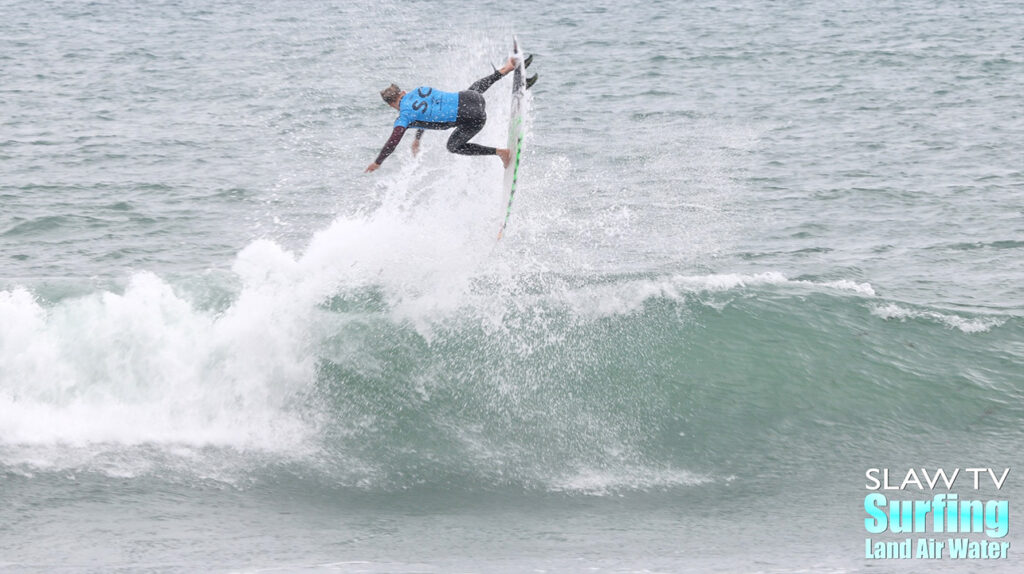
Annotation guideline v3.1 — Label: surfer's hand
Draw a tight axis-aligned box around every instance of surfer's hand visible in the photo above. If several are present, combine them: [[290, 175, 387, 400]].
[[365, 162, 380, 173], [411, 139, 420, 156]]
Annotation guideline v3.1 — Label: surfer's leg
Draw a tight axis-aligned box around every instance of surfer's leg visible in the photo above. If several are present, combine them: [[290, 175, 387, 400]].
[[467, 55, 526, 93], [446, 120, 493, 155], [448, 91, 496, 155], [467, 69, 503, 94]]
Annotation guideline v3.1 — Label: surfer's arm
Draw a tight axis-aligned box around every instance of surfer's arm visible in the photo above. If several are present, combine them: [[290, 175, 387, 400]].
[[368, 126, 407, 171], [411, 129, 424, 156]]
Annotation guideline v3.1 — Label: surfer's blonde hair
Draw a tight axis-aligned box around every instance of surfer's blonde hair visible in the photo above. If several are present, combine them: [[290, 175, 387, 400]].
[[380, 84, 402, 105]]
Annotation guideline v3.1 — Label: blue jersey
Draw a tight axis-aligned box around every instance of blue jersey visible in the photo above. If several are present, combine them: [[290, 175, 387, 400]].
[[394, 86, 460, 129]]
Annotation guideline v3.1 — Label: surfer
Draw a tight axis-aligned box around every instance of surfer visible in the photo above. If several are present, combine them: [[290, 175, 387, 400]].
[[365, 56, 529, 173]]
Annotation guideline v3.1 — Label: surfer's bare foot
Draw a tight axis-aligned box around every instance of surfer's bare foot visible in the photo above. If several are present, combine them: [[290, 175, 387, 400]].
[[499, 57, 516, 75], [496, 148, 511, 168]]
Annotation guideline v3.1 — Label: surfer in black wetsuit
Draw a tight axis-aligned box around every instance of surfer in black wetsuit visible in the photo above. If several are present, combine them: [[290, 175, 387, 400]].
[[365, 56, 528, 173]]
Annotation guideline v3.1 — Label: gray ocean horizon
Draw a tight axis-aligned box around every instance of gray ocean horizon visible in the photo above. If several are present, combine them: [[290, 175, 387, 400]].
[[2, 0, 1022, 572]]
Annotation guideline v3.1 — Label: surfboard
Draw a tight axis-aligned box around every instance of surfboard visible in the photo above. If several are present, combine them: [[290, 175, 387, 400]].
[[497, 38, 527, 240]]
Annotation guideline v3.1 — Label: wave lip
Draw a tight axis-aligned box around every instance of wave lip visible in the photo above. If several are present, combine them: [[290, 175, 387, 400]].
[[870, 302, 1006, 333], [557, 271, 876, 320]]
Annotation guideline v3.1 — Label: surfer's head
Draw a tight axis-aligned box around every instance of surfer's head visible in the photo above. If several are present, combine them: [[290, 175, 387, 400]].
[[380, 84, 403, 108]]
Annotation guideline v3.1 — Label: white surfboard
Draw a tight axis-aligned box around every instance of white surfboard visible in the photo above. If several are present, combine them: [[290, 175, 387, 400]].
[[497, 38, 527, 240]]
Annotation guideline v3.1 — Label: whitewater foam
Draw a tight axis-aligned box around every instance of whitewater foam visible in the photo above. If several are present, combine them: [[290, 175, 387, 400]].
[[0, 272, 317, 456], [549, 465, 714, 495]]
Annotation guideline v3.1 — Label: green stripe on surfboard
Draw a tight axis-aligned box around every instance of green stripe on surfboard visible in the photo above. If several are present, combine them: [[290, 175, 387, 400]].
[[498, 120, 523, 238]]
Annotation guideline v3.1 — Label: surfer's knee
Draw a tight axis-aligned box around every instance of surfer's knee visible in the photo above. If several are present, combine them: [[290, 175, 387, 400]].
[[446, 136, 462, 154]]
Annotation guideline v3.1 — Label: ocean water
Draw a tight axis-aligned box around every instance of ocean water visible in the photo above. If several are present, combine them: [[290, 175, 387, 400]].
[[2, 0, 1023, 572]]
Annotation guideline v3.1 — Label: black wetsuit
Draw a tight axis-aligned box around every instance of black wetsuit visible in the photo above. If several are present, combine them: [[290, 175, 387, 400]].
[[374, 69, 505, 165]]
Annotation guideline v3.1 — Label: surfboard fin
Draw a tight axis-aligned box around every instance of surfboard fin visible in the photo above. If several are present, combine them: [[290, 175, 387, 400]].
[[526, 73, 538, 90]]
